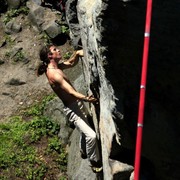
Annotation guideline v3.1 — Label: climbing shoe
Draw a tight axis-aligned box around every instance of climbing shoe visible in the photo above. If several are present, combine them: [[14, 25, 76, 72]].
[[90, 160, 103, 173], [91, 166, 103, 173]]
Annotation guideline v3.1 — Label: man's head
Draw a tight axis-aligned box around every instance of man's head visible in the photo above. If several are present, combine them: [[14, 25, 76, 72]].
[[39, 44, 52, 64], [39, 44, 62, 63], [48, 45, 62, 62], [37, 44, 60, 76]]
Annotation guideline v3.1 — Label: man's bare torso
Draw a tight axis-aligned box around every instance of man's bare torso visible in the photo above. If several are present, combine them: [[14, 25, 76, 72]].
[[46, 68, 77, 106]]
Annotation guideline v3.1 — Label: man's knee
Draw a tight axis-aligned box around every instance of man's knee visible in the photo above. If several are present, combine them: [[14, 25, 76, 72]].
[[86, 131, 97, 142]]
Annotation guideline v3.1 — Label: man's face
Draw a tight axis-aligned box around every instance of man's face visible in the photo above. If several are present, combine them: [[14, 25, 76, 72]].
[[49, 46, 62, 61]]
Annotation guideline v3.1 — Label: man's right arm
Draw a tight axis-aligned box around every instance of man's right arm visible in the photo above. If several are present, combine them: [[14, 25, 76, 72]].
[[54, 73, 97, 102], [58, 50, 84, 70]]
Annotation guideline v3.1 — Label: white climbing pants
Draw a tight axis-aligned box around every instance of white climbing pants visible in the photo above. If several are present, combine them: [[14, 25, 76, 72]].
[[63, 100, 100, 162]]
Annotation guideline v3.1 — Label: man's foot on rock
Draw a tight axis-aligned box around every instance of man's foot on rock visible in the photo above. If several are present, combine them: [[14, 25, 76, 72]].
[[90, 160, 103, 173], [91, 166, 103, 173]]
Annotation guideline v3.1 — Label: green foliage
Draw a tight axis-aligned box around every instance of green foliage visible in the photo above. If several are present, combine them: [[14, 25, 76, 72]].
[[25, 94, 55, 116], [13, 50, 25, 62], [48, 137, 62, 153], [61, 25, 69, 35], [3, 36, 15, 53], [0, 95, 67, 179], [4, 51, 11, 58], [5, 49, 26, 62], [47, 137, 67, 171], [5, 35, 15, 45], [0, 116, 40, 178], [63, 51, 72, 60], [3, 6, 29, 24], [28, 116, 60, 142], [40, 32, 52, 44]]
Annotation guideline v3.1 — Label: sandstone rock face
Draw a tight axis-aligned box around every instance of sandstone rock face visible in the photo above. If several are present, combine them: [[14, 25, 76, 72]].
[[66, 0, 180, 179]]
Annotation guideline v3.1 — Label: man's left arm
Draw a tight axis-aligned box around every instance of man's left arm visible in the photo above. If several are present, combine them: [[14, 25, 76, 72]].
[[59, 49, 84, 70]]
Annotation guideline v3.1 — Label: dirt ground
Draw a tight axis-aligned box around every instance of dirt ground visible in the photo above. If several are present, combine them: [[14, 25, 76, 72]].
[[0, 13, 73, 122]]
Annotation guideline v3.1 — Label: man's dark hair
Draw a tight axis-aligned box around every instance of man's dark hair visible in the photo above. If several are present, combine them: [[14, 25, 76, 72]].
[[37, 44, 52, 76]]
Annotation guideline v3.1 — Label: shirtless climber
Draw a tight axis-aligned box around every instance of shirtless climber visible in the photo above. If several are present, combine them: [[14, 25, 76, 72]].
[[37, 44, 102, 173]]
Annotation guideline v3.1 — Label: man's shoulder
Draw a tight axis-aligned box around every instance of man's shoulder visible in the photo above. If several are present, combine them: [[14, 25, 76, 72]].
[[47, 69, 62, 81]]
